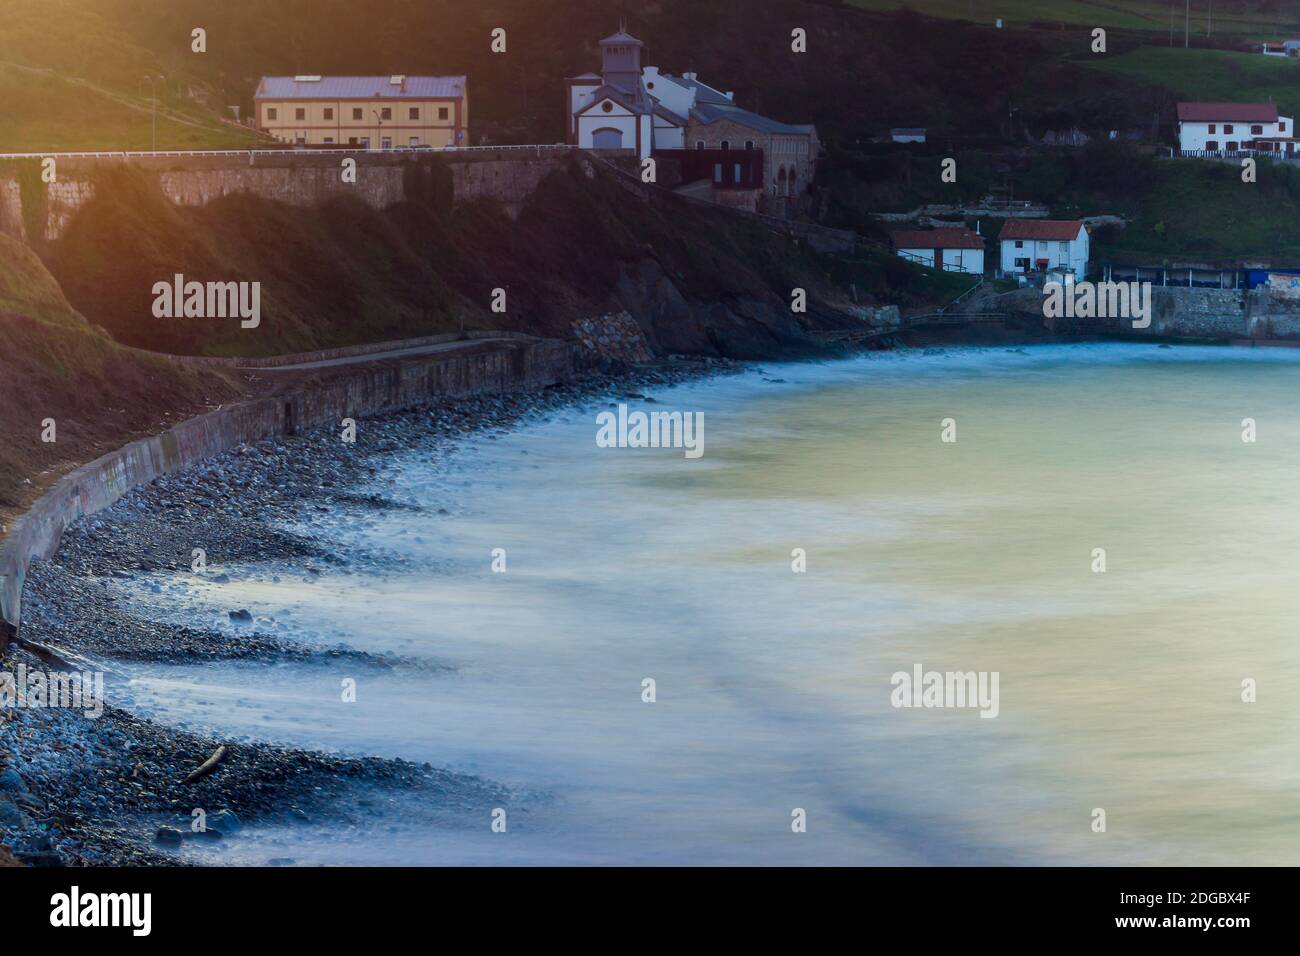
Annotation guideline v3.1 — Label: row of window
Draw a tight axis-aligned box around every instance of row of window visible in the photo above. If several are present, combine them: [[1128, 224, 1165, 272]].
[[293, 136, 427, 147], [1012, 240, 1072, 252], [1205, 122, 1283, 135], [266, 105, 451, 122], [695, 140, 755, 150]]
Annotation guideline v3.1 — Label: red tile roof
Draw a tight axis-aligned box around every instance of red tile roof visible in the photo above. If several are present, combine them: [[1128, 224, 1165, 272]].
[[998, 220, 1085, 242], [1177, 102, 1279, 123], [890, 228, 984, 250]]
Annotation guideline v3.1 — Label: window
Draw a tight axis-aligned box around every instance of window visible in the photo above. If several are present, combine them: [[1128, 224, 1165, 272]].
[[409, 136, 420, 147], [360, 136, 370, 149], [1014, 240, 1024, 249], [696, 140, 705, 150], [1252, 124, 1264, 135], [713, 163, 723, 183], [438, 107, 449, 120], [348, 136, 358, 145], [1059, 242, 1069, 254], [1208, 124, 1216, 133], [353, 108, 363, 120], [267, 107, 278, 121], [745, 140, 754, 150], [1014, 258, 1030, 270], [1224, 124, 1234, 133], [1228, 141, 1239, 151], [381, 136, 392, 150], [324, 108, 334, 120], [734, 163, 742, 183], [720, 140, 729, 150], [381, 108, 392, 120], [295, 108, 306, 120], [409, 108, 419, 120], [323, 137, 334, 144], [601, 101, 613, 113], [1282, 121, 1288, 132], [1206, 140, 1219, 151]]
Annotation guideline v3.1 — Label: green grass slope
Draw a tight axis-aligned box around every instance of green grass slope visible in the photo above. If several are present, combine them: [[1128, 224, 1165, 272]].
[[0, 233, 243, 511], [1084, 46, 1300, 120]]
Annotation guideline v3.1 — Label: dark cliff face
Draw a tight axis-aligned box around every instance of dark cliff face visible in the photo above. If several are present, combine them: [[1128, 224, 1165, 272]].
[[35, 160, 863, 361]]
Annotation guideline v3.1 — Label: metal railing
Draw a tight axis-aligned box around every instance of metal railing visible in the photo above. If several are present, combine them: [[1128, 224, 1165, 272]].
[[0, 144, 574, 160]]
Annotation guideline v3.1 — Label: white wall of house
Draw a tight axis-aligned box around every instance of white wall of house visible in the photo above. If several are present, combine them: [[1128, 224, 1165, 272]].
[[1179, 116, 1294, 150], [897, 247, 936, 268], [653, 115, 685, 149], [568, 81, 600, 138], [897, 247, 984, 274], [642, 68, 695, 117], [577, 100, 653, 157], [1000, 229, 1089, 276], [941, 248, 984, 274]]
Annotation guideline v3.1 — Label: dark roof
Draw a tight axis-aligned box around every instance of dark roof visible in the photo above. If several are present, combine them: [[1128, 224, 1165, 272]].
[[256, 76, 465, 99], [599, 30, 643, 46], [690, 101, 809, 135], [577, 84, 654, 116], [999, 220, 1085, 241], [891, 228, 984, 250], [1177, 102, 1279, 123]]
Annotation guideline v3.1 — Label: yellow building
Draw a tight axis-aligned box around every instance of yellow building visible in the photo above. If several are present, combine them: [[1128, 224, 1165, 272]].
[[254, 75, 468, 148]]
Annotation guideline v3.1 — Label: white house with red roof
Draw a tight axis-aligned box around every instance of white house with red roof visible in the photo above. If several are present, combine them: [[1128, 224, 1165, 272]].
[[1176, 102, 1296, 155], [890, 227, 985, 275], [998, 220, 1089, 278]]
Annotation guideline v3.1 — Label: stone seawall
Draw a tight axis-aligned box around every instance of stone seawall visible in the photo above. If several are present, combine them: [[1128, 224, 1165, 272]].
[[0, 336, 588, 637], [1002, 285, 1300, 341], [0, 151, 575, 242]]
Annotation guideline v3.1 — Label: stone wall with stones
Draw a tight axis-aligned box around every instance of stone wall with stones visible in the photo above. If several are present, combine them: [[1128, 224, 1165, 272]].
[[1011, 284, 1300, 341], [571, 312, 654, 363], [0, 151, 576, 242]]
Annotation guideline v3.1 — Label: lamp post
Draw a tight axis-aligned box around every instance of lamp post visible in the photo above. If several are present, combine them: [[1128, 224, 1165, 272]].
[[141, 75, 164, 150], [372, 109, 383, 151]]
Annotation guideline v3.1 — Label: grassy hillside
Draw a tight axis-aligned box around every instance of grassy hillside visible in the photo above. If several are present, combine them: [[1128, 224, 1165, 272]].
[[37, 157, 964, 358], [1097, 158, 1300, 261], [849, 0, 1300, 38], [0, 234, 243, 512], [1083, 46, 1300, 121], [0, 0, 260, 150]]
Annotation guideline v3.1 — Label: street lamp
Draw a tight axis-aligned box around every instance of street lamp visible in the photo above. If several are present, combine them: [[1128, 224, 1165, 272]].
[[371, 109, 383, 151], [141, 75, 164, 150]]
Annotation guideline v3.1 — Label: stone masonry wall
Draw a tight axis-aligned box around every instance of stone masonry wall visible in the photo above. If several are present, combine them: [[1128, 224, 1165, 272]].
[[0, 337, 589, 637]]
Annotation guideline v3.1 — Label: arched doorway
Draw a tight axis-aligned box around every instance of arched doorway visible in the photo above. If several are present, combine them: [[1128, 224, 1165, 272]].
[[777, 166, 787, 196], [592, 127, 624, 150]]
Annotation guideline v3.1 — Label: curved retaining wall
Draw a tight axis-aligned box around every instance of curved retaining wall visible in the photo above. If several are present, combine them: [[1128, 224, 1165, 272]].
[[0, 336, 589, 639]]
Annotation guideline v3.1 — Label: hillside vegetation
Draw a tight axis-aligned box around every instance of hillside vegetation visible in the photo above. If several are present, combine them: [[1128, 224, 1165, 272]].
[[1083, 46, 1300, 120], [849, 0, 1300, 37], [37, 157, 963, 358], [0, 234, 243, 512]]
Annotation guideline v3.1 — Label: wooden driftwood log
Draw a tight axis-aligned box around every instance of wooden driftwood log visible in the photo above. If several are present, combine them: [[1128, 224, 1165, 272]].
[[183, 745, 228, 785]]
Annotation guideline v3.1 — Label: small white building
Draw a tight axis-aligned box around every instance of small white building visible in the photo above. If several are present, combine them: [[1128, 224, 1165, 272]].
[[999, 220, 1089, 278], [1176, 102, 1296, 155], [1261, 40, 1300, 57], [890, 227, 984, 274], [889, 128, 927, 143]]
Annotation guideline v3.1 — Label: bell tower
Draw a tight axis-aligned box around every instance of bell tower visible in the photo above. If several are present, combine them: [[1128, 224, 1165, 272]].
[[600, 22, 644, 95]]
